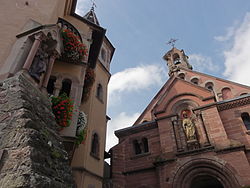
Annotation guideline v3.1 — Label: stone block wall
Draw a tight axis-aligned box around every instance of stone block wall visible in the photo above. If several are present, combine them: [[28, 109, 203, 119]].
[[0, 71, 75, 188]]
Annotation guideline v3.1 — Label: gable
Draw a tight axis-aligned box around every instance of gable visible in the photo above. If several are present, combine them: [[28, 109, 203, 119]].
[[154, 78, 214, 116], [134, 77, 214, 125]]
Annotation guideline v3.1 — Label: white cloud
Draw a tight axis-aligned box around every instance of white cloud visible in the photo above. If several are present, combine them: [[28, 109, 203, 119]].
[[214, 25, 236, 42], [222, 12, 250, 85], [189, 54, 219, 73], [106, 112, 140, 150], [108, 64, 166, 106]]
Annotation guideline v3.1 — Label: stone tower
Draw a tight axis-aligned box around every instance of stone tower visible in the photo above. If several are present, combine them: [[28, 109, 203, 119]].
[[0, 0, 114, 188]]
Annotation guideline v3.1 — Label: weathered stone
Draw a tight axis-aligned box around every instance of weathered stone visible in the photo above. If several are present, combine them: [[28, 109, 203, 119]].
[[0, 72, 76, 188]]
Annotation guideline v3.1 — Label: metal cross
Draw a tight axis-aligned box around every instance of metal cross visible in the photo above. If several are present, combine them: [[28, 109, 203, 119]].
[[91, 0, 97, 10], [167, 38, 178, 48]]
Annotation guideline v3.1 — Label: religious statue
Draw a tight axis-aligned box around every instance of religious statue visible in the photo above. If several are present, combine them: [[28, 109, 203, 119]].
[[182, 111, 196, 141], [29, 42, 49, 82]]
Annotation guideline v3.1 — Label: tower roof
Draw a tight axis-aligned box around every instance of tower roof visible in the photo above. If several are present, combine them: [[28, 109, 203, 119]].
[[83, 6, 100, 26]]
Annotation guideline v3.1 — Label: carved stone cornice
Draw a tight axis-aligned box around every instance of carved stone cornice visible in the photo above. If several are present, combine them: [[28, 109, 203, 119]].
[[217, 95, 250, 112]]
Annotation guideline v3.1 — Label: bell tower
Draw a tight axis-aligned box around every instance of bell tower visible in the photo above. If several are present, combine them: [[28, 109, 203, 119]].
[[163, 47, 192, 76]]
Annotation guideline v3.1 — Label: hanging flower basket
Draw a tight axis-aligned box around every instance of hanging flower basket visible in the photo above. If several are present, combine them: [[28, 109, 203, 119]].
[[51, 93, 74, 128], [61, 29, 88, 63], [82, 67, 95, 102]]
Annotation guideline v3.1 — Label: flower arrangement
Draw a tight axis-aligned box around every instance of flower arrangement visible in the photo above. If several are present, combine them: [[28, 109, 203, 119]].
[[61, 29, 88, 63], [51, 93, 74, 128], [82, 67, 95, 102], [76, 111, 88, 145]]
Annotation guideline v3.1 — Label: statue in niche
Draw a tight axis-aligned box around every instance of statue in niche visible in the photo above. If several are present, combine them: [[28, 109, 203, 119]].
[[182, 110, 196, 141], [29, 42, 49, 82]]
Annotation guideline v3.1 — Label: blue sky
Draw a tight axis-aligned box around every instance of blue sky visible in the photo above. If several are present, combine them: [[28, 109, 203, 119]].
[[76, 0, 250, 150]]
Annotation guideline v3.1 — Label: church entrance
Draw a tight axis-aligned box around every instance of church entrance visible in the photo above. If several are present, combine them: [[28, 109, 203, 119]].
[[190, 176, 224, 188], [172, 158, 240, 188]]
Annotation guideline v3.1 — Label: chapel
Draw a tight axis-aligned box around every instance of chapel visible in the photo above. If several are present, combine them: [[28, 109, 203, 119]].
[[111, 47, 250, 188], [0, 0, 114, 188]]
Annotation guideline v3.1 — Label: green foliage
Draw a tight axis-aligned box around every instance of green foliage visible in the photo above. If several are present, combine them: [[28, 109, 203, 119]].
[[51, 150, 61, 159], [76, 128, 87, 145]]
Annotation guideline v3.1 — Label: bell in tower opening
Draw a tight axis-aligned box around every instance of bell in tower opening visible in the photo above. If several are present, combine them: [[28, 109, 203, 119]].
[[163, 47, 193, 76]]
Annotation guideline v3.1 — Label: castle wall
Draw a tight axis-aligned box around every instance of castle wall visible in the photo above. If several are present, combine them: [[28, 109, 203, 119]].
[[0, 71, 75, 187]]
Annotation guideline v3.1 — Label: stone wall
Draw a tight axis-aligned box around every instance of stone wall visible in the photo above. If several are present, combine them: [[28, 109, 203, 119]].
[[0, 71, 75, 188]]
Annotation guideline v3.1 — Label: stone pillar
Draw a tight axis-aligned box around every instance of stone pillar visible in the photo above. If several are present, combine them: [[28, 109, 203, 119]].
[[23, 33, 44, 71], [54, 76, 62, 96], [41, 54, 57, 91]]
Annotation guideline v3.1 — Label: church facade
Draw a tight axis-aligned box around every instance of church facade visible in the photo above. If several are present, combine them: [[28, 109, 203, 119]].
[[0, 0, 114, 188], [111, 47, 250, 188]]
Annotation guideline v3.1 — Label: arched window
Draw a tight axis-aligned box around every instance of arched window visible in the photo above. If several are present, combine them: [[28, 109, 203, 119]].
[[59, 79, 72, 97], [173, 53, 181, 65], [91, 133, 100, 157], [142, 138, 149, 153], [96, 83, 103, 101], [205, 82, 214, 91], [47, 76, 56, 95], [133, 140, 142, 155], [221, 87, 232, 100], [191, 78, 199, 85], [101, 48, 106, 62], [241, 112, 250, 130], [178, 73, 185, 80]]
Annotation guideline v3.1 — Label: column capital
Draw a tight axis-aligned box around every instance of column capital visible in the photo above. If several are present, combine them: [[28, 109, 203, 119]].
[[34, 32, 45, 42]]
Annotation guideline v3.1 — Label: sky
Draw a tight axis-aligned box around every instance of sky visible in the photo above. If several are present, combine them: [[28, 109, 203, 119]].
[[76, 0, 250, 151]]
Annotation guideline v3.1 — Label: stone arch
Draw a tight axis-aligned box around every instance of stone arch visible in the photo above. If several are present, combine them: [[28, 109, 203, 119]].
[[173, 53, 181, 65], [178, 72, 185, 80], [163, 93, 202, 114], [221, 87, 232, 100], [204, 81, 214, 91], [172, 158, 240, 188], [96, 83, 103, 101], [171, 99, 199, 116], [190, 77, 200, 85], [90, 132, 100, 157]]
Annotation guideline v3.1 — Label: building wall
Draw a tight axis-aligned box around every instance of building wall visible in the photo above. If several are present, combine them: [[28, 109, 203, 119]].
[[71, 59, 111, 187], [0, 0, 66, 70], [219, 105, 250, 146]]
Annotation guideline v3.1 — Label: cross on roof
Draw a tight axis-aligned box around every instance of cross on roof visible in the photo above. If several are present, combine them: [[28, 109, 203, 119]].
[[91, 0, 97, 10], [167, 38, 178, 48]]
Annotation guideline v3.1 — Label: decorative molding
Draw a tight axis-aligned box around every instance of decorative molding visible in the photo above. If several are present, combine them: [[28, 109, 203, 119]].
[[215, 145, 245, 154], [175, 146, 214, 157], [153, 158, 176, 167], [217, 96, 250, 111], [122, 166, 155, 175], [130, 152, 151, 160]]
